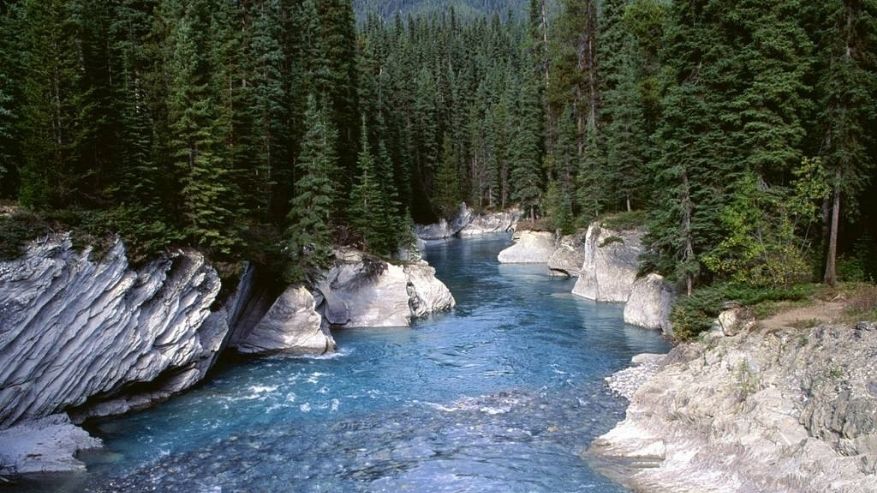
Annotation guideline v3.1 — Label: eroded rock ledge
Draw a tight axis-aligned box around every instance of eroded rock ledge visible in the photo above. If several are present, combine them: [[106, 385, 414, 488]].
[[591, 322, 877, 493]]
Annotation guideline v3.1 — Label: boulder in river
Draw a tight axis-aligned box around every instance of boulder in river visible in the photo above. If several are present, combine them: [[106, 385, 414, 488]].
[[623, 274, 675, 335], [572, 224, 644, 303], [232, 286, 335, 355], [315, 249, 455, 327], [497, 231, 556, 264]]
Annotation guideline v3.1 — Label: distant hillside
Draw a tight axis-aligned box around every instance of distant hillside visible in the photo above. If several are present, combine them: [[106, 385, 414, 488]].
[[353, 0, 540, 20]]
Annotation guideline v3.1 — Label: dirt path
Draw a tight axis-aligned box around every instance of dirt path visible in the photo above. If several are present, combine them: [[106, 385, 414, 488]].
[[760, 299, 847, 330]]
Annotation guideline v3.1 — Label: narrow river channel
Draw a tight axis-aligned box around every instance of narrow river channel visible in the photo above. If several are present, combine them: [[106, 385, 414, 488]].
[[23, 234, 670, 492]]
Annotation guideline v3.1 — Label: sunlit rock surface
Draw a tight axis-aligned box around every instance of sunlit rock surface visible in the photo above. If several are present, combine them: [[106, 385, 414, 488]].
[[315, 249, 455, 327], [572, 224, 643, 303], [497, 231, 556, 264], [232, 286, 335, 355], [0, 235, 231, 428], [591, 323, 877, 493], [623, 274, 675, 335]]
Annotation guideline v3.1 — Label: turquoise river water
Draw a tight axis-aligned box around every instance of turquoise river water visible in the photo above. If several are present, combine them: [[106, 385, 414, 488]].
[[13, 234, 670, 492]]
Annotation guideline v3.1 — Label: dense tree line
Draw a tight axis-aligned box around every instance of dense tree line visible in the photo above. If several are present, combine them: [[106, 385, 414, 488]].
[[540, 0, 877, 292], [1, 0, 876, 296]]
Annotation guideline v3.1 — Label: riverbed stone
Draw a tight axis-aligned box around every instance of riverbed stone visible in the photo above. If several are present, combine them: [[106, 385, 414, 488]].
[[497, 231, 556, 264], [0, 414, 102, 475]]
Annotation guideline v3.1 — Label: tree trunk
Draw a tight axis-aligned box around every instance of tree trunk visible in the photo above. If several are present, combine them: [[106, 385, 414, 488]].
[[824, 177, 841, 286]]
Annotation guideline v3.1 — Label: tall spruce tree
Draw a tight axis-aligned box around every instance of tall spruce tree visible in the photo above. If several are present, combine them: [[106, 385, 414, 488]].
[[285, 95, 337, 284]]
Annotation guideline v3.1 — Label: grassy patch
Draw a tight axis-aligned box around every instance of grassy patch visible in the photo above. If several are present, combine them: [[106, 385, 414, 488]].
[[843, 283, 877, 323], [599, 210, 647, 231]]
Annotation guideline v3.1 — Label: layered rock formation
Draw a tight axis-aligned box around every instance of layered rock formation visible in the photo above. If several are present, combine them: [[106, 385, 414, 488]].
[[547, 232, 587, 276], [572, 224, 643, 302], [0, 235, 233, 428], [591, 322, 877, 493], [623, 274, 675, 335], [316, 249, 455, 327], [497, 231, 556, 264]]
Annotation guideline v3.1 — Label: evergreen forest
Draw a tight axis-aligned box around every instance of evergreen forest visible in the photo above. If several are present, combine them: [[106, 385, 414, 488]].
[[0, 0, 875, 337]]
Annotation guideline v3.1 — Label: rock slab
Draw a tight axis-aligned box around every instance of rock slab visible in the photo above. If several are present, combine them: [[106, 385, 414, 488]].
[[459, 209, 521, 236], [547, 232, 587, 276], [497, 231, 556, 264], [0, 235, 229, 428], [415, 203, 473, 240], [572, 224, 644, 303], [623, 273, 675, 335]]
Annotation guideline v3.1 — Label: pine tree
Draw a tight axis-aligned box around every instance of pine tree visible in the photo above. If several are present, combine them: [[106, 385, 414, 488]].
[[349, 118, 392, 255], [814, 0, 877, 285], [18, 0, 97, 209], [285, 95, 337, 284], [434, 134, 462, 217], [510, 76, 543, 220], [163, 0, 241, 255]]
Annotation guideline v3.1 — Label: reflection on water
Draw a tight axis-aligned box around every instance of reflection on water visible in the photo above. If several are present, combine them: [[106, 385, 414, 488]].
[[14, 234, 670, 492]]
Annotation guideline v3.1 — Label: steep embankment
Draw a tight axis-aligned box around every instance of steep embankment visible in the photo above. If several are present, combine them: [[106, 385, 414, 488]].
[[592, 319, 877, 493], [0, 235, 454, 475]]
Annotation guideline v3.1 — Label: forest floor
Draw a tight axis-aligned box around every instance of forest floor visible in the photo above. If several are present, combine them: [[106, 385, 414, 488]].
[[757, 282, 877, 330]]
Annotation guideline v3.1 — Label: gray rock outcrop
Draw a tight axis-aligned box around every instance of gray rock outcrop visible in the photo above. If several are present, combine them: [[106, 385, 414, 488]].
[[0, 235, 232, 428], [0, 414, 101, 475], [232, 286, 334, 355], [572, 224, 644, 303], [497, 231, 556, 264], [590, 323, 877, 493], [459, 209, 521, 236], [415, 203, 473, 240], [547, 232, 587, 276], [623, 274, 675, 335], [316, 249, 455, 327]]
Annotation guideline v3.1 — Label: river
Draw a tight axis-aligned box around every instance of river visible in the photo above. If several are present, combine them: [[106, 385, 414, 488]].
[[19, 234, 670, 492]]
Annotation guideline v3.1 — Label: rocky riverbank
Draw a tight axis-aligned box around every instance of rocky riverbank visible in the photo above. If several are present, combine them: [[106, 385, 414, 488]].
[[0, 234, 454, 476], [591, 320, 877, 493]]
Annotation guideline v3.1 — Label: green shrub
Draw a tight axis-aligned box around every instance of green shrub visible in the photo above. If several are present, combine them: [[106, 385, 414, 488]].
[[671, 282, 816, 341], [598, 235, 624, 248]]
